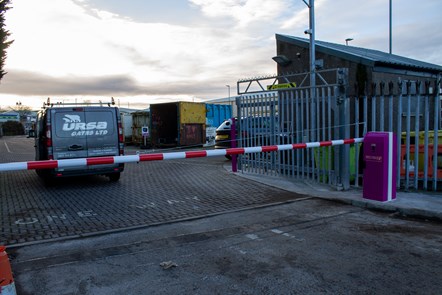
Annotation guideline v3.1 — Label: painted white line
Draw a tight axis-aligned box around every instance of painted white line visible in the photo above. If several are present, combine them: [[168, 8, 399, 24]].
[[4, 141, 11, 153], [15, 218, 39, 225], [245, 234, 261, 240], [270, 229, 304, 241], [77, 210, 98, 217]]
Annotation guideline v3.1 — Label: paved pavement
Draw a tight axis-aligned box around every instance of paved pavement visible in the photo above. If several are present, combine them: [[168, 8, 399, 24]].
[[230, 164, 442, 222], [0, 136, 310, 247], [1, 135, 441, 249], [2, 136, 441, 294]]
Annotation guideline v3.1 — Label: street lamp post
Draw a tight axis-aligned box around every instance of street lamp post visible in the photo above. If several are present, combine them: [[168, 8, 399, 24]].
[[302, 0, 316, 142], [226, 85, 231, 102], [389, 0, 392, 54], [345, 38, 353, 46]]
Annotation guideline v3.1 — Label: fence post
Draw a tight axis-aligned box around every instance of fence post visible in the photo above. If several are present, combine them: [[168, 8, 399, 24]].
[[337, 68, 350, 190]]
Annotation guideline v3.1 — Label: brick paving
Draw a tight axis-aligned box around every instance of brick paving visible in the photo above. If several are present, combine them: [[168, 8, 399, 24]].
[[1, 136, 307, 246]]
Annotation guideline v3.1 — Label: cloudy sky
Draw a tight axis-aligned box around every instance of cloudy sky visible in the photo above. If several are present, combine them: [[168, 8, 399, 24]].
[[0, 0, 441, 110]]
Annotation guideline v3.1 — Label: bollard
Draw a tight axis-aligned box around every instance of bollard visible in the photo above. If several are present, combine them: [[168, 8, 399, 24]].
[[230, 117, 237, 172], [362, 132, 397, 202], [0, 246, 16, 295]]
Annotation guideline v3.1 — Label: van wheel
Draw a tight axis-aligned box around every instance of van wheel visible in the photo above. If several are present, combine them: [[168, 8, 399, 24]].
[[109, 173, 120, 182]]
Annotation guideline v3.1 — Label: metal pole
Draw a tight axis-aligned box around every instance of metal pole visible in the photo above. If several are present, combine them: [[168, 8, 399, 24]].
[[389, 0, 392, 54], [309, 0, 316, 141]]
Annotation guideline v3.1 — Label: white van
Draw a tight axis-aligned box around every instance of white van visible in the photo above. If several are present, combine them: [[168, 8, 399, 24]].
[[34, 101, 124, 183]]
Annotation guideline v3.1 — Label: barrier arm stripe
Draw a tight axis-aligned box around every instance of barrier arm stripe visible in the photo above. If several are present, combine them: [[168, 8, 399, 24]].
[[261, 145, 278, 152], [292, 143, 308, 149], [0, 137, 364, 172], [0, 162, 29, 172], [244, 147, 263, 154], [27, 160, 58, 170], [87, 157, 115, 166], [206, 149, 227, 157], [185, 151, 208, 158], [226, 147, 246, 155], [58, 158, 87, 168], [114, 155, 140, 164], [139, 154, 164, 161]]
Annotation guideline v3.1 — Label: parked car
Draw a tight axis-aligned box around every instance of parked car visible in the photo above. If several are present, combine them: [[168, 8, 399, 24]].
[[215, 116, 279, 150], [34, 102, 124, 184], [214, 118, 234, 150]]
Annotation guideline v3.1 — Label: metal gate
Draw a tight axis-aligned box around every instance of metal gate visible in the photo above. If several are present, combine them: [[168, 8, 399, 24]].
[[235, 69, 441, 192], [358, 79, 441, 191]]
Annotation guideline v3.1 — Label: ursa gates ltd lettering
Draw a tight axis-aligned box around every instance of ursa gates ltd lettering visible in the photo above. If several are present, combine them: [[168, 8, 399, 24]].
[[62, 114, 108, 137]]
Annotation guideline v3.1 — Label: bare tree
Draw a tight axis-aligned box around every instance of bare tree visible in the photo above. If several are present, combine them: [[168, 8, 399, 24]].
[[9, 102, 32, 120]]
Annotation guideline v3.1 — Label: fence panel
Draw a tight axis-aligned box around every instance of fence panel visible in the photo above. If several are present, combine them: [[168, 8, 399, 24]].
[[237, 69, 350, 189], [351, 79, 441, 191], [236, 70, 441, 192]]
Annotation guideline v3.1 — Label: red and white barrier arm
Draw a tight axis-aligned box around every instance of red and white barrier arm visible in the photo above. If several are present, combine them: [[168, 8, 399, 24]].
[[0, 138, 364, 172]]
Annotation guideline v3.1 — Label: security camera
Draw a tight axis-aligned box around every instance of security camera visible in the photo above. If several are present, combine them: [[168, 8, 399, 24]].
[[304, 29, 312, 35], [296, 52, 301, 58]]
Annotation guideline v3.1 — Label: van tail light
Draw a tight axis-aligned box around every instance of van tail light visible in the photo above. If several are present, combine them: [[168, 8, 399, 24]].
[[45, 124, 53, 159], [118, 122, 124, 155]]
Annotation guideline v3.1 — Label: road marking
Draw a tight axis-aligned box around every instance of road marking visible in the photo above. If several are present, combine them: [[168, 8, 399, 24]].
[[4, 142, 11, 153], [130, 203, 156, 209], [245, 234, 261, 240], [271, 229, 304, 241], [47, 214, 67, 222], [271, 229, 284, 234], [77, 210, 98, 217], [167, 200, 185, 205], [15, 218, 39, 225]]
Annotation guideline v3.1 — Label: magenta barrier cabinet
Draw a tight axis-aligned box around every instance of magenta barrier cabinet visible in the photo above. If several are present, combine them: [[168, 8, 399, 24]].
[[363, 132, 397, 202]]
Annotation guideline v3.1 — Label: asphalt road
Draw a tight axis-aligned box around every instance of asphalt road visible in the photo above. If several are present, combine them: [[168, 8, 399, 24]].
[[10, 198, 442, 295], [1, 135, 442, 294]]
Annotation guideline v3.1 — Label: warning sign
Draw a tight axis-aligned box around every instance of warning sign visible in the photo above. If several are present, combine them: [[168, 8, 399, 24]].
[[267, 82, 297, 90]]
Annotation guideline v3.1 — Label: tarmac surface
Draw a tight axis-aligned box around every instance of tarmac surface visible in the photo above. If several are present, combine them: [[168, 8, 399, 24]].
[[9, 186, 442, 295], [234, 166, 442, 223], [1, 136, 441, 294]]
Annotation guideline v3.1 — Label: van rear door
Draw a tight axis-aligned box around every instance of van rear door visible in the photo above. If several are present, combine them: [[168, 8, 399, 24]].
[[52, 107, 119, 172], [84, 108, 119, 158], [52, 108, 88, 161]]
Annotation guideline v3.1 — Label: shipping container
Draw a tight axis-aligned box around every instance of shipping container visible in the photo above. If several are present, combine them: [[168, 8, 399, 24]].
[[150, 102, 206, 147], [121, 113, 133, 144], [205, 104, 232, 145], [205, 104, 232, 128], [131, 111, 150, 146]]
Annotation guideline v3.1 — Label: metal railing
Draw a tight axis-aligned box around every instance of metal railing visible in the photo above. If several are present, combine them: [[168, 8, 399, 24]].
[[235, 69, 441, 192]]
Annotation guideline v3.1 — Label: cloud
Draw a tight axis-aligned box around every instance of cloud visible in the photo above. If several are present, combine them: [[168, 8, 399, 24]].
[[1, 0, 441, 110], [189, 0, 292, 28], [0, 69, 241, 98], [0, 70, 138, 96]]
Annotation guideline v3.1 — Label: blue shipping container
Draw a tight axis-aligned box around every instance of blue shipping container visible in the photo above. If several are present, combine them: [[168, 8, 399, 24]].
[[205, 104, 232, 128]]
